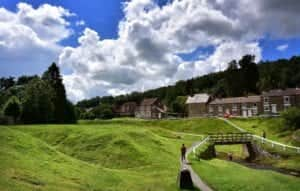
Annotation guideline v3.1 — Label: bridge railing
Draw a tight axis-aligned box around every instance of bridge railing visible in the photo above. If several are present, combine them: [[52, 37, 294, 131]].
[[208, 133, 253, 144], [252, 135, 300, 153]]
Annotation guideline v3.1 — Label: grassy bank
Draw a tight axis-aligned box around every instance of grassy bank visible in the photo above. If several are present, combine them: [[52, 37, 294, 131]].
[[190, 157, 300, 191], [229, 117, 297, 145], [0, 118, 236, 191]]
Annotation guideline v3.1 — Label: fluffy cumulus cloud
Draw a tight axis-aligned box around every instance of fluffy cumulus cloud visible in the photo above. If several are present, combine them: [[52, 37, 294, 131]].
[[47, 0, 300, 101], [0, 3, 73, 76]]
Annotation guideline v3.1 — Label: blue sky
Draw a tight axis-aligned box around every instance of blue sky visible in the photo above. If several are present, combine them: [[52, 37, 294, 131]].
[[0, 0, 300, 101]]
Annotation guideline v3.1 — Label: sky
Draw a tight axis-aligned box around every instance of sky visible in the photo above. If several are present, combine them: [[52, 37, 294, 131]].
[[1, 0, 300, 102]]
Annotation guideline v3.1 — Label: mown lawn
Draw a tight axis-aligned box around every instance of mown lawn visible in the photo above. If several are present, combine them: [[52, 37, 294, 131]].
[[190, 157, 300, 191], [0, 118, 235, 191]]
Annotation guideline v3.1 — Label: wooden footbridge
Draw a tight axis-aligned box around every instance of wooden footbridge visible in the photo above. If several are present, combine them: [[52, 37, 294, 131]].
[[191, 132, 259, 161], [208, 133, 253, 145]]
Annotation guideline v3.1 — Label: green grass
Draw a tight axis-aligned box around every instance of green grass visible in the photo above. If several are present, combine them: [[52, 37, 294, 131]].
[[229, 117, 297, 145], [1, 117, 299, 191], [0, 118, 235, 191], [228, 117, 300, 171], [215, 145, 248, 159], [190, 157, 300, 191]]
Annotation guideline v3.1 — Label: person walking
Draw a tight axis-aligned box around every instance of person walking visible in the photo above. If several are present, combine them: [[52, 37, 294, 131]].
[[181, 144, 187, 162], [262, 130, 266, 139]]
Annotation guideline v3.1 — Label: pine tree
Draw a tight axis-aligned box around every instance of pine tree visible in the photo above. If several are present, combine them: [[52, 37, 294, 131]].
[[42, 63, 76, 123]]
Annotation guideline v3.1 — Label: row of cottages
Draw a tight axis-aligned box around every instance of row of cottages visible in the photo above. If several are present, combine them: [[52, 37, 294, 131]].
[[186, 88, 300, 117], [118, 98, 167, 119], [209, 96, 262, 117]]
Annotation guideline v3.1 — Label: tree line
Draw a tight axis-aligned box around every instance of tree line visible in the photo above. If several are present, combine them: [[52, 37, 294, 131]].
[[0, 63, 76, 124], [77, 55, 300, 118]]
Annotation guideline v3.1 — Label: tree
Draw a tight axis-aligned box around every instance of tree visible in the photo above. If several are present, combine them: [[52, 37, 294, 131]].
[[0, 77, 15, 91], [16, 75, 39, 85], [3, 96, 21, 123], [238, 55, 259, 94], [172, 96, 187, 115], [91, 104, 114, 119], [21, 79, 55, 124], [281, 107, 300, 130], [224, 60, 243, 96], [43, 63, 76, 123]]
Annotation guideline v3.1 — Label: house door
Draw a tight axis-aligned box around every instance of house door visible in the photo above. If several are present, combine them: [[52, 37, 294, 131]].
[[158, 113, 162, 119], [248, 109, 252, 117], [225, 108, 230, 115], [242, 110, 247, 117], [271, 104, 277, 113]]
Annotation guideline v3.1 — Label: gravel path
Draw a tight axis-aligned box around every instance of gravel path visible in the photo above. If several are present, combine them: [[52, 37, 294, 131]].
[[180, 142, 214, 191]]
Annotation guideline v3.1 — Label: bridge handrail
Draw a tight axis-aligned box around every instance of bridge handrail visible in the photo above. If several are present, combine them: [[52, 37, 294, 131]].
[[218, 117, 300, 154], [252, 135, 300, 153], [192, 136, 210, 155]]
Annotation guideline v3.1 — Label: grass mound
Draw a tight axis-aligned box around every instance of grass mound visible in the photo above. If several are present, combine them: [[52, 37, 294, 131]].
[[1, 118, 212, 191], [0, 127, 122, 191]]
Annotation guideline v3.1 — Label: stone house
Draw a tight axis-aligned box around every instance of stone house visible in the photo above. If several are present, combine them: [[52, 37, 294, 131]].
[[118, 102, 137, 117], [262, 88, 300, 115], [208, 96, 262, 117], [186, 94, 211, 117], [135, 98, 167, 119]]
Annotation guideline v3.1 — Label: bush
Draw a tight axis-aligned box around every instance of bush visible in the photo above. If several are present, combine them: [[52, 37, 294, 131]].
[[0, 114, 13, 125], [91, 104, 114, 120], [281, 107, 300, 130], [3, 96, 21, 123]]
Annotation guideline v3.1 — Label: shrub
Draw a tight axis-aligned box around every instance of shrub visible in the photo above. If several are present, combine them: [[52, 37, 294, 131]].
[[281, 107, 300, 130], [3, 96, 21, 123]]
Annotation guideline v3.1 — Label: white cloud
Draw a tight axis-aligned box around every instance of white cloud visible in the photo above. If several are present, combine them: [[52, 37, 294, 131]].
[[60, 0, 271, 101], [0, 3, 73, 76], [277, 44, 289, 52], [3, 0, 300, 102]]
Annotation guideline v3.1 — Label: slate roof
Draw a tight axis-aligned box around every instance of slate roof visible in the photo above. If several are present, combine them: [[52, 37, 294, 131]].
[[121, 102, 137, 107], [262, 88, 300, 96], [140, 98, 158, 106], [186, 93, 210, 104], [209, 96, 261, 105]]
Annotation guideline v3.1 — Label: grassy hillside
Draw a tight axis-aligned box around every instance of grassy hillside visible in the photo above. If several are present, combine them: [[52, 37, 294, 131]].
[[80, 117, 239, 134], [190, 157, 300, 191], [1, 118, 299, 191], [229, 117, 297, 145], [1, 118, 235, 191]]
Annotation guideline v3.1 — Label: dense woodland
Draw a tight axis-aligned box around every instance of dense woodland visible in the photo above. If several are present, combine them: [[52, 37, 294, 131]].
[[1, 55, 300, 122], [76, 55, 300, 118], [0, 63, 76, 124]]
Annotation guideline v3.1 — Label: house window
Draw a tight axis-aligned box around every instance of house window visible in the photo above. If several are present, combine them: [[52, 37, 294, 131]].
[[209, 106, 214, 113], [284, 96, 290, 104], [264, 97, 269, 103], [232, 104, 237, 111], [218, 106, 223, 113], [242, 104, 247, 110], [264, 105, 270, 112], [253, 108, 258, 115]]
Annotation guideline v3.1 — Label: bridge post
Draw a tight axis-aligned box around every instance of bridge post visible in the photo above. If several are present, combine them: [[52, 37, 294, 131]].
[[245, 142, 257, 161]]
